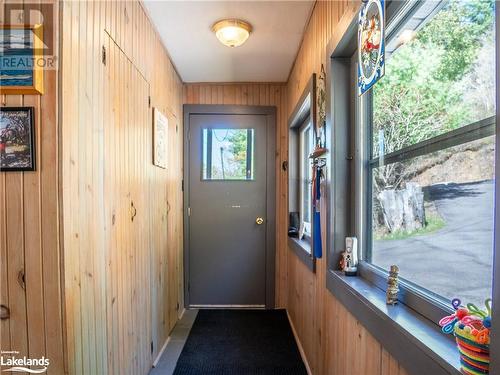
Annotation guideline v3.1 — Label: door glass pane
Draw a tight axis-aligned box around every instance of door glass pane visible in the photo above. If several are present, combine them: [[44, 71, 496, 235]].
[[202, 128, 255, 180]]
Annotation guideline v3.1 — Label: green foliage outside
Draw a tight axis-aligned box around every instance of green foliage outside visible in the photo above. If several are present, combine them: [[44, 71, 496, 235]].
[[375, 212, 446, 241], [372, 0, 495, 168], [372, 0, 495, 237], [226, 130, 251, 178]]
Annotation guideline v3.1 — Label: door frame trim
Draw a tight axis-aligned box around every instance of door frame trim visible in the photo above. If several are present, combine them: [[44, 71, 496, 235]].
[[183, 104, 276, 309]]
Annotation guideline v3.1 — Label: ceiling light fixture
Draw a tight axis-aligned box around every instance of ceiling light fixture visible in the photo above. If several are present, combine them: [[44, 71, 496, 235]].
[[212, 19, 252, 48]]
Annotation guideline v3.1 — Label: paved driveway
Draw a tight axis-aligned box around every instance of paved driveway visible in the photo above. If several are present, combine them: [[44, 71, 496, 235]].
[[373, 180, 494, 307]]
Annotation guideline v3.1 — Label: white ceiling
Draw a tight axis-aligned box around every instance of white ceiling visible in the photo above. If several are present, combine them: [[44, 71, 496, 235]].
[[143, 1, 315, 83]]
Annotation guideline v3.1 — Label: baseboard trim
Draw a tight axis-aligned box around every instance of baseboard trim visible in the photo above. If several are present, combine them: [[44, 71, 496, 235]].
[[179, 307, 186, 320], [152, 308, 187, 367], [152, 336, 171, 368], [286, 310, 313, 375]]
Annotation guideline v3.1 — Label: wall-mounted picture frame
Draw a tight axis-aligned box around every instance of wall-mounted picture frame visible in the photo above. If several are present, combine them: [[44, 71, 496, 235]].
[[0, 25, 44, 95], [0, 107, 36, 172], [358, 0, 385, 96], [153, 107, 168, 169]]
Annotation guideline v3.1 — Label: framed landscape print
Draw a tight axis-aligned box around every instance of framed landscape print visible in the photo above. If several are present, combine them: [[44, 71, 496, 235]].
[[153, 107, 168, 169], [0, 107, 36, 171], [0, 25, 44, 95], [358, 0, 385, 96]]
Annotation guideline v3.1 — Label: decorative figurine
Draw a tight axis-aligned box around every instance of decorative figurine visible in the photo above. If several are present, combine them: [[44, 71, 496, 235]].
[[339, 251, 347, 271], [386, 265, 399, 305]]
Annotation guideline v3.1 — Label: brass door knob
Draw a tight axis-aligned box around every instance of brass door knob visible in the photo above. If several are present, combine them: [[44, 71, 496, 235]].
[[256, 217, 264, 225]]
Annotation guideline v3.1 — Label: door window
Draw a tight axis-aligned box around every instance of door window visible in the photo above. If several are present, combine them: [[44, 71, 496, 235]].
[[202, 128, 255, 180]]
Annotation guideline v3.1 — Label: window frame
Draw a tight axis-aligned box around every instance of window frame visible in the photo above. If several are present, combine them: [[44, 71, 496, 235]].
[[287, 73, 318, 270], [356, 0, 496, 325]]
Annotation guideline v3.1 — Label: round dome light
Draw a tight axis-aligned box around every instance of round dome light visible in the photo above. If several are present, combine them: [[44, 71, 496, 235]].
[[212, 19, 252, 48]]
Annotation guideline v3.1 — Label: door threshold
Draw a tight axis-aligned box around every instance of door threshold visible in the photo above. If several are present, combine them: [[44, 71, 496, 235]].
[[190, 304, 266, 309]]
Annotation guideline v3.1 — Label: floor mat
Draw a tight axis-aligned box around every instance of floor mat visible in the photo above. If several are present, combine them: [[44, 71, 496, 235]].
[[173, 309, 308, 375]]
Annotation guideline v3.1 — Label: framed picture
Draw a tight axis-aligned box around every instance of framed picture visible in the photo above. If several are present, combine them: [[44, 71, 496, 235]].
[[0, 25, 44, 95], [0, 107, 36, 172], [358, 0, 385, 96], [153, 107, 168, 169]]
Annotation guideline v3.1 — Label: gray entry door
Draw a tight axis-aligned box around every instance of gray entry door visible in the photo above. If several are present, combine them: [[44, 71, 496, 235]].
[[187, 112, 269, 307]]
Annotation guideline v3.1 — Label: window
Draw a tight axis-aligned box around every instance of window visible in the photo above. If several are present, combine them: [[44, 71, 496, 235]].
[[202, 128, 254, 180], [288, 76, 317, 267], [360, 0, 496, 312], [299, 121, 314, 238]]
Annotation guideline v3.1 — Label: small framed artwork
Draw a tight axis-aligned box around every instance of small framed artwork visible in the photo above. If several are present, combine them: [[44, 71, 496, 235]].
[[358, 0, 385, 96], [153, 107, 168, 169], [0, 107, 36, 172], [0, 25, 44, 95]]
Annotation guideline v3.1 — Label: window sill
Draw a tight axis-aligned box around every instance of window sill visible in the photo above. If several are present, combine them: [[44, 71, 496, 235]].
[[288, 237, 315, 272], [326, 270, 462, 375]]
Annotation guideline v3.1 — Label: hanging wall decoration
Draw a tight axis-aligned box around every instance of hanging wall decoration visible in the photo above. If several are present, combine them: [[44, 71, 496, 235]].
[[0, 25, 44, 95], [358, 0, 385, 96], [0, 107, 36, 171], [315, 64, 327, 151], [153, 107, 168, 169], [309, 71, 327, 160]]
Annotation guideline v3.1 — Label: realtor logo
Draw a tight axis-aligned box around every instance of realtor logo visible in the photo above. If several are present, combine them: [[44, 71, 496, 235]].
[[1, 351, 49, 373], [2, 0, 58, 70]]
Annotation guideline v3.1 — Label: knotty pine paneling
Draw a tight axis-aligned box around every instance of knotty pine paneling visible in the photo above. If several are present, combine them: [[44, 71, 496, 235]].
[[184, 83, 289, 308], [0, 1, 65, 374], [60, 1, 183, 374], [285, 1, 410, 375]]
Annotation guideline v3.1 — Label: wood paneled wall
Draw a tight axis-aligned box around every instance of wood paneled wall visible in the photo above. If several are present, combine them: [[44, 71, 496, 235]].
[[285, 2, 409, 375], [183, 83, 289, 308], [0, 1, 65, 374], [60, 1, 183, 374]]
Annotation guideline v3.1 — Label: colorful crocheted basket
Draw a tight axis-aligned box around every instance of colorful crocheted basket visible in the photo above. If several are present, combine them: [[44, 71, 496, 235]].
[[439, 298, 491, 375]]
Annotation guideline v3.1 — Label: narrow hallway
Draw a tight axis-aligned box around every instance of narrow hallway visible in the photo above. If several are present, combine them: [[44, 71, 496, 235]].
[[1, 0, 499, 374]]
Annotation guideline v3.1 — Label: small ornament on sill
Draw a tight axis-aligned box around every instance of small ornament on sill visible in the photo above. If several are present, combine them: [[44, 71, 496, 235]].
[[386, 265, 399, 305], [343, 237, 358, 276], [439, 298, 492, 375], [339, 251, 347, 271]]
